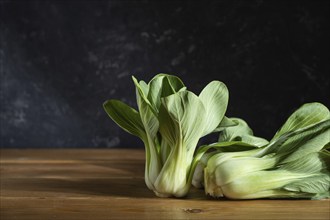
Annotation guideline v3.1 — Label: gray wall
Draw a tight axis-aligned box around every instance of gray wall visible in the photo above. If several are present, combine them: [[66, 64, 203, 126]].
[[1, 0, 329, 148]]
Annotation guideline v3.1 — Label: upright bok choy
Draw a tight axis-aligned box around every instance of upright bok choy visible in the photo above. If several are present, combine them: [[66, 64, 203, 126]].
[[202, 103, 330, 199], [103, 74, 229, 197]]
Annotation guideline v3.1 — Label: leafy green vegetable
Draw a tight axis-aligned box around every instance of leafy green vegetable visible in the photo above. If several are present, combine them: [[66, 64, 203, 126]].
[[103, 74, 229, 197], [202, 103, 330, 199], [104, 73, 329, 200]]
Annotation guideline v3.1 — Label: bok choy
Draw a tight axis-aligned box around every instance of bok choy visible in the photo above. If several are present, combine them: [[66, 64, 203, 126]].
[[201, 103, 330, 199], [103, 74, 229, 197]]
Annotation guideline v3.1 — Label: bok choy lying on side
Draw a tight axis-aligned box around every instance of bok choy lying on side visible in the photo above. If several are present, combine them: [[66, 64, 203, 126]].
[[103, 74, 229, 197], [200, 103, 330, 199]]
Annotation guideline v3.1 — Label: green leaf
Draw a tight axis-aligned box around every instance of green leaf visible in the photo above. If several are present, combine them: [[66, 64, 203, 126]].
[[103, 99, 145, 139], [272, 102, 330, 141], [282, 152, 330, 196], [132, 76, 153, 112], [255, 119, 330, 159], [218, 118, 269, 147], [147, 74, 186, 112], [213, 116, 238, 132], [199, 81, 229, 136], [279, 121, 330, 163], [219, 118, 253, 140], [159, 91, 206, 150], [279, 152, 329, 173], [158, 74, 186, 97], [204, 141, 260, 152], [139, 80, 149, 97], [132, 76, 160, 140]]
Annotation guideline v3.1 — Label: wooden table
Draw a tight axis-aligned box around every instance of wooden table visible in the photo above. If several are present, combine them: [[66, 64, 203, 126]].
[[1, 149, 329, 220]]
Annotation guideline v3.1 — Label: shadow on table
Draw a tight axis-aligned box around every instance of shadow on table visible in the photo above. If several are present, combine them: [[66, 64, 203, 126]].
[[4, 176, 212, 200], [2, 157, 209, 200], [3, 176, 157, 198]]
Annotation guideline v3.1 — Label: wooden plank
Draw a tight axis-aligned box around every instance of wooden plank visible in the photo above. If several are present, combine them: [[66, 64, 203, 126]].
[[1, 149, 329, 220]]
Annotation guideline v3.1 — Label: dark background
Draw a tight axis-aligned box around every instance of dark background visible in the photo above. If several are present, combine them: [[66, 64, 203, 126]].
[[1, 0, 329, 148]]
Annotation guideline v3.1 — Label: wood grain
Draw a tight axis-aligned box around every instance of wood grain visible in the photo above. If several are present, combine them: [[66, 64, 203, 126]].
[[1, 149, 329, 220]]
